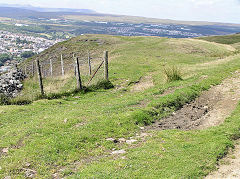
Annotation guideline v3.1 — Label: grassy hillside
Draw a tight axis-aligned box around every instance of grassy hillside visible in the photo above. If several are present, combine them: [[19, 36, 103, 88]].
[[17, 35, 236, 102], [198, 33, 240, 44], [1, 35, 240, 178]]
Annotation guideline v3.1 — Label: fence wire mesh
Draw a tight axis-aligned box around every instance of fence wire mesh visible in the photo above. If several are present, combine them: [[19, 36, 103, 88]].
[[19, 49, 107, 101]]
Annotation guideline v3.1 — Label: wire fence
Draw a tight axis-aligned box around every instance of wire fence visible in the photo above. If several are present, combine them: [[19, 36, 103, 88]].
[[19, 50, 109, 100]]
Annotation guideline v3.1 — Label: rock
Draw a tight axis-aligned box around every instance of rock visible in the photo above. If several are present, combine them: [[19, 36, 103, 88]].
[[203, 106, 209, 109], [24, 168, 36, 178], [2, 148, 9, 153], [106, 138, 118, 143], [4, 176, 11, 179], [52, 173, 58, 178], [64, 119, 68, 123], [112, 149, 126, 155], [126, 139, 137, 144], [106, 138, 115, 142], [25, 163, 31, 167], [119, 138, 126, 143], [140, 133, 149, 137], [139, 127, 145, 130], [0, 68, 26, 98]]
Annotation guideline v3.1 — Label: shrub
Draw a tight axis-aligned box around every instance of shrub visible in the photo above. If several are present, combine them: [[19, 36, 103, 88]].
[[0, 94, 9, 105], [163, 66, 183, 82]]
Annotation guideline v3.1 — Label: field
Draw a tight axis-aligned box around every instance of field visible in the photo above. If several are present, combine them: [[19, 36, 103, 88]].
[[1, 34, 240, 178]]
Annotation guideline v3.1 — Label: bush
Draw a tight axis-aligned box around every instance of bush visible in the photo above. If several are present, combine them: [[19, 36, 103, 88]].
[[0, 53, 10, 66], [21, 51, 35, 58], [0, 94, 9, 105], [163, 66, 183, 82]]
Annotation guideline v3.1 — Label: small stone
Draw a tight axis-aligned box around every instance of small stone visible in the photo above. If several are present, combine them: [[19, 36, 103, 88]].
[[106, 138, 115, 142], [25, 163, 31, 167], [112, 149, 126, 155], [4, 176, 11, 179], [24, 169, 36, 178], [64, 119, 68, 123], [75, 123, 84, 127], [119, 138, 126, 143], [52, 173, 58, 178], [126, 139, 137, 145], [140, 133, 149, 137], [139, 127, 144, 130], [203, 106, 208, 109], [2, 148, 8, 153]]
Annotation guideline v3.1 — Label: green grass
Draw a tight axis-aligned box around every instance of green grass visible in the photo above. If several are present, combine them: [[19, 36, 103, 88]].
[[1, 35, 240, 178], [163, 66, 183, 82], [198, 33, 240, 45]]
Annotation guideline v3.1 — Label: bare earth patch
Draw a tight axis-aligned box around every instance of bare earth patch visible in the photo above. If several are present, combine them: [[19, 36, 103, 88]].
[[130, 76, 154, 92], [148, 71, 240, 130], [206, 140, 240, 179]]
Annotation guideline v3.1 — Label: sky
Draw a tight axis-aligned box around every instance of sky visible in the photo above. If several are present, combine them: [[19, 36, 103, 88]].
[[1, 0, 240, 24]]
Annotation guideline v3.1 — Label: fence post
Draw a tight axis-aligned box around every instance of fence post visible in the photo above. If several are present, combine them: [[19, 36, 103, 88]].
[[88, 52, 92, 76], [24, 65, 27, 75], [32, 61, 35, 76], [49, 59, 53, 77], [73, 54, 76, 76], [36, 60, 44, 96], [104, 51, 109, 81], [61, 54, 65, 76], [41, 65, 44, 78], [75, 57, 83, 90]]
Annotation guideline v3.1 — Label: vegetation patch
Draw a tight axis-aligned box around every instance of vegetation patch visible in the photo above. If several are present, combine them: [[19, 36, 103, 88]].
[[163, 65, 183, 82]]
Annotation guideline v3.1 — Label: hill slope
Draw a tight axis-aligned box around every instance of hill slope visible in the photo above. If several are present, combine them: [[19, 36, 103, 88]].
[[198, 33, 240, 50], [1, 35, 240, 178]]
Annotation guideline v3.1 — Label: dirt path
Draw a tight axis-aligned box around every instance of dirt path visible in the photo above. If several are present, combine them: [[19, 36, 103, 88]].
[[206, 140, 240, 179], [147, 71, 240, 130], [145, 70, 240, 178]]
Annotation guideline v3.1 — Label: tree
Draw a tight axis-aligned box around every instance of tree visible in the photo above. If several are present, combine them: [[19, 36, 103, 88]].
[[21, 51, 35, 58], [0, 54, 10, 66]]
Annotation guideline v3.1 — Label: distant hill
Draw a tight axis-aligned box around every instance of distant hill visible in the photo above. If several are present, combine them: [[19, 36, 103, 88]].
[[0, 4, 96, 13], [198, 33, 240, 44], [0, 6, 99, 19], [198, 33, 240, 50], [1, 6, 240, 38], [0, 5, 240, 27]]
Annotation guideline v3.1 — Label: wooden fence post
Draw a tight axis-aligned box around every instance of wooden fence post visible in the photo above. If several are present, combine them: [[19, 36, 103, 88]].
[[61, 54, 65, 76], [24, 66, 27, 75], [75, 57, 83, 90], [49, 59, 53, 77], [41, 65, 44, 78], [36, 60, 44, 96], [73, 54, 76, 76], [88, 52, 92, 76], [104, 51, 109, 81], [32, 61, 35, 76]]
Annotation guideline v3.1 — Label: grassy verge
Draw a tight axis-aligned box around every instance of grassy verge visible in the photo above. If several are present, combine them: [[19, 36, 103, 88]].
[[74, 106, 240, 178]]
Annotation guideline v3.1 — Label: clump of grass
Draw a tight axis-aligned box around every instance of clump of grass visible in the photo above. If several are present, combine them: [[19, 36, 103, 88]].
[[163, 66, 183, 82]]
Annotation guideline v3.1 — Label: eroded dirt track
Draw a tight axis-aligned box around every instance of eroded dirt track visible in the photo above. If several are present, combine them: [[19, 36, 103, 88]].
[[149, 71, 240, 130], [206, 140, 240, 179]]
